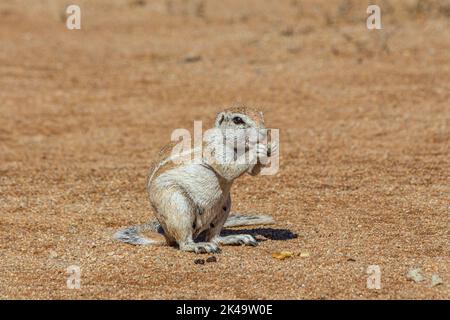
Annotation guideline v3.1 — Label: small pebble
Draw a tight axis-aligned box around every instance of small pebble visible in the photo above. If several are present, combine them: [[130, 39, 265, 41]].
[[184, 55, 202, 63], [272, 251, 294, 260], [431, 274, 443, 287], [206, 256, 217, 263], [406, 268, 425, 282], [300, 251, 310, 258], [194, 259, 205, 265]]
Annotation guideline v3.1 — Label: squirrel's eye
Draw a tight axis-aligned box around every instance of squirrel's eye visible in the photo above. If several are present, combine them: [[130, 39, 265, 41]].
[[232, 117, 245, 125]]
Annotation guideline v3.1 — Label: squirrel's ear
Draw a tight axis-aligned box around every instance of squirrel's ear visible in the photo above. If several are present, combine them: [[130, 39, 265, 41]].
[[215, 112, 225, 127]]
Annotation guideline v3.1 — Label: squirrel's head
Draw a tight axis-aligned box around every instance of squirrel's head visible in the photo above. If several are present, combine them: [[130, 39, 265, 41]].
[[214, 107, 267, 149], [209, 106, 270, 176], [214, 106, 265, 130]]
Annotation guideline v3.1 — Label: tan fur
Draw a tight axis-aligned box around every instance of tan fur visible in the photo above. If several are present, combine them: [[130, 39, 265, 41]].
[[114, 106, 276, 253]]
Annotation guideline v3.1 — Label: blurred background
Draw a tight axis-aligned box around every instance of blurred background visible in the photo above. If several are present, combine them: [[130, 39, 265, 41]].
[[0, 0, 448, 299]]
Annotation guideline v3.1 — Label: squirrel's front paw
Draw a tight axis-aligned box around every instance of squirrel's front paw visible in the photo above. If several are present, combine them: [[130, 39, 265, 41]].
[[256, 144, 269, 165], [257, 142, 278, 165], [267, 141, 278, 156]]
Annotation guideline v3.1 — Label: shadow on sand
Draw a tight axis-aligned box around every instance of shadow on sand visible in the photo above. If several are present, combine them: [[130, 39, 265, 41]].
[[220, 227, 297, 241]]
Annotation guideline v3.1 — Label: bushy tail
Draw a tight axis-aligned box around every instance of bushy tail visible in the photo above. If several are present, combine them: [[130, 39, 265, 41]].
[[114, 214, 275, 246], [113, 221, 163, 245], [224, 213, 275, 228]]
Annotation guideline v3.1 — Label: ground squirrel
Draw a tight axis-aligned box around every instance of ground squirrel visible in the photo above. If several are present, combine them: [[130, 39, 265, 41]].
[[114, 106, 278, 253]]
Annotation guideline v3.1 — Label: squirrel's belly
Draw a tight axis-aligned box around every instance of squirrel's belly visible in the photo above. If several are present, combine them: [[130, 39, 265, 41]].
[[153, 164, 231, 213]]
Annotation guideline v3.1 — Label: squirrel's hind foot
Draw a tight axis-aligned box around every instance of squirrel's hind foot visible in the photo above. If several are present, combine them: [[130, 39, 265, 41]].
[[179, 241, 222, 254], [213, 234, 258, 246]]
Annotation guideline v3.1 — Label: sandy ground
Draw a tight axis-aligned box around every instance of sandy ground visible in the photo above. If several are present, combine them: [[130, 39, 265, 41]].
[[0, 0, 449, 299]]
